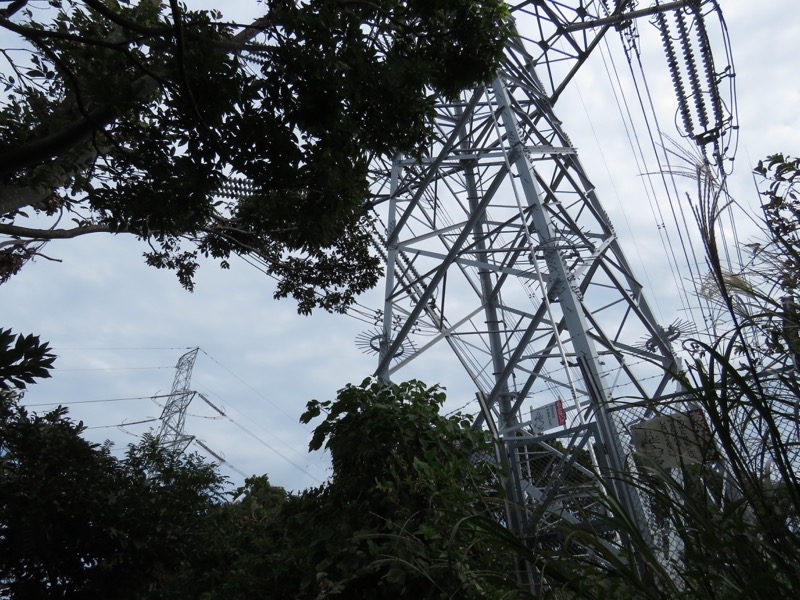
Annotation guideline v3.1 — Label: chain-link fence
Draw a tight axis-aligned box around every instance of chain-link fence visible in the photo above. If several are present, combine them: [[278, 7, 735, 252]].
[[495, 375, 800, 586]]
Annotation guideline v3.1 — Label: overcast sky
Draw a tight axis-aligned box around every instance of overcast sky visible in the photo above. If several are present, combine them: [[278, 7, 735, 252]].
[[2, 0, 798, 492]]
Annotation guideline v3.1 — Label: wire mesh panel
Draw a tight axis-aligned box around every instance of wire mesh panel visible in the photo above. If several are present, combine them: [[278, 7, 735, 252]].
[[610, 401, 693, 575], [507, 424, 608, 534]]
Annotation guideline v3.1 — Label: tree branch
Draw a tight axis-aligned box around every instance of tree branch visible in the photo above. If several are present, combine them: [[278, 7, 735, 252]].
[[0, 15, 141, 50], [0, 9, 273, 185], [81, 0, 172, 37], [0, 184, 49, 217], [0, 222, 116, 240], [0, 103, 120, 179], [1, 0, 29, 19]]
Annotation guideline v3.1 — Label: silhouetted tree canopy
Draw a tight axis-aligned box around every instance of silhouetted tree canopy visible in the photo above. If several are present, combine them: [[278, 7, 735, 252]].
[[0, 0, 510, 312]]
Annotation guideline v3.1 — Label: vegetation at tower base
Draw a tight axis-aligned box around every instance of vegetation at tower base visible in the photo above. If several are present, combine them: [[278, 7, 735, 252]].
[[512, 155, 800, 599], [0, 340, 520, 599], [0, 0, 510, 314], [296, 378, 512, 598], [165, 379, 517, 599]]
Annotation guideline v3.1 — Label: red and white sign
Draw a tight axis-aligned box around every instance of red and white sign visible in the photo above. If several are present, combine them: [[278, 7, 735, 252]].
[[529, 399, 567, 432]]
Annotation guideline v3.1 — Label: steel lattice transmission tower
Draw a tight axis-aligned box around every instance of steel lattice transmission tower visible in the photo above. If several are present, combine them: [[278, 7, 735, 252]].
[[369, 0, 734, 565], [155, 347, 199, 454]]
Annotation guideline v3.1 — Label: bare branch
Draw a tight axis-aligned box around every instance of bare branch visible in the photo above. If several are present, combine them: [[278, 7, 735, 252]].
[[0, 223, 116, 240]]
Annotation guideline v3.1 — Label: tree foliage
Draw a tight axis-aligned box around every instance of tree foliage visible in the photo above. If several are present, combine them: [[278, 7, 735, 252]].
[[513, 156, 800, 599], [159, 379, 516, 599], [0, 332, 225, 599], [0, 0, 510, 312], [0, 328, 55, 392], [1, 349, 518, 598], [296, 378, 510, 598], [755, 154, 800, 298], [0, 411, 224, 599]]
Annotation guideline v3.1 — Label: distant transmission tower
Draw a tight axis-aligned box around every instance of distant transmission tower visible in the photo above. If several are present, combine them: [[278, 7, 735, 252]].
[[368, 0, 735, 579], [155, 347, 199, 453]]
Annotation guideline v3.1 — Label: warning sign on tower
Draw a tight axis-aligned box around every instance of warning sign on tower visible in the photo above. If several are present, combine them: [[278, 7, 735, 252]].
[[528, 399, 567, 432], [630, 409, 719, 469]]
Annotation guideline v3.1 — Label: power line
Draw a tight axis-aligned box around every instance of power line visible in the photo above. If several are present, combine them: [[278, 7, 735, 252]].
[[30, 347, 326, 485], [197, 348, 296, 422], [86, 418, 159, 430], [25, 393, 171, 407], [52, 366, 173, 372], [54, 347, 195, 351], [193, 439, 249, 479], [196, 393, 323, 484]]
